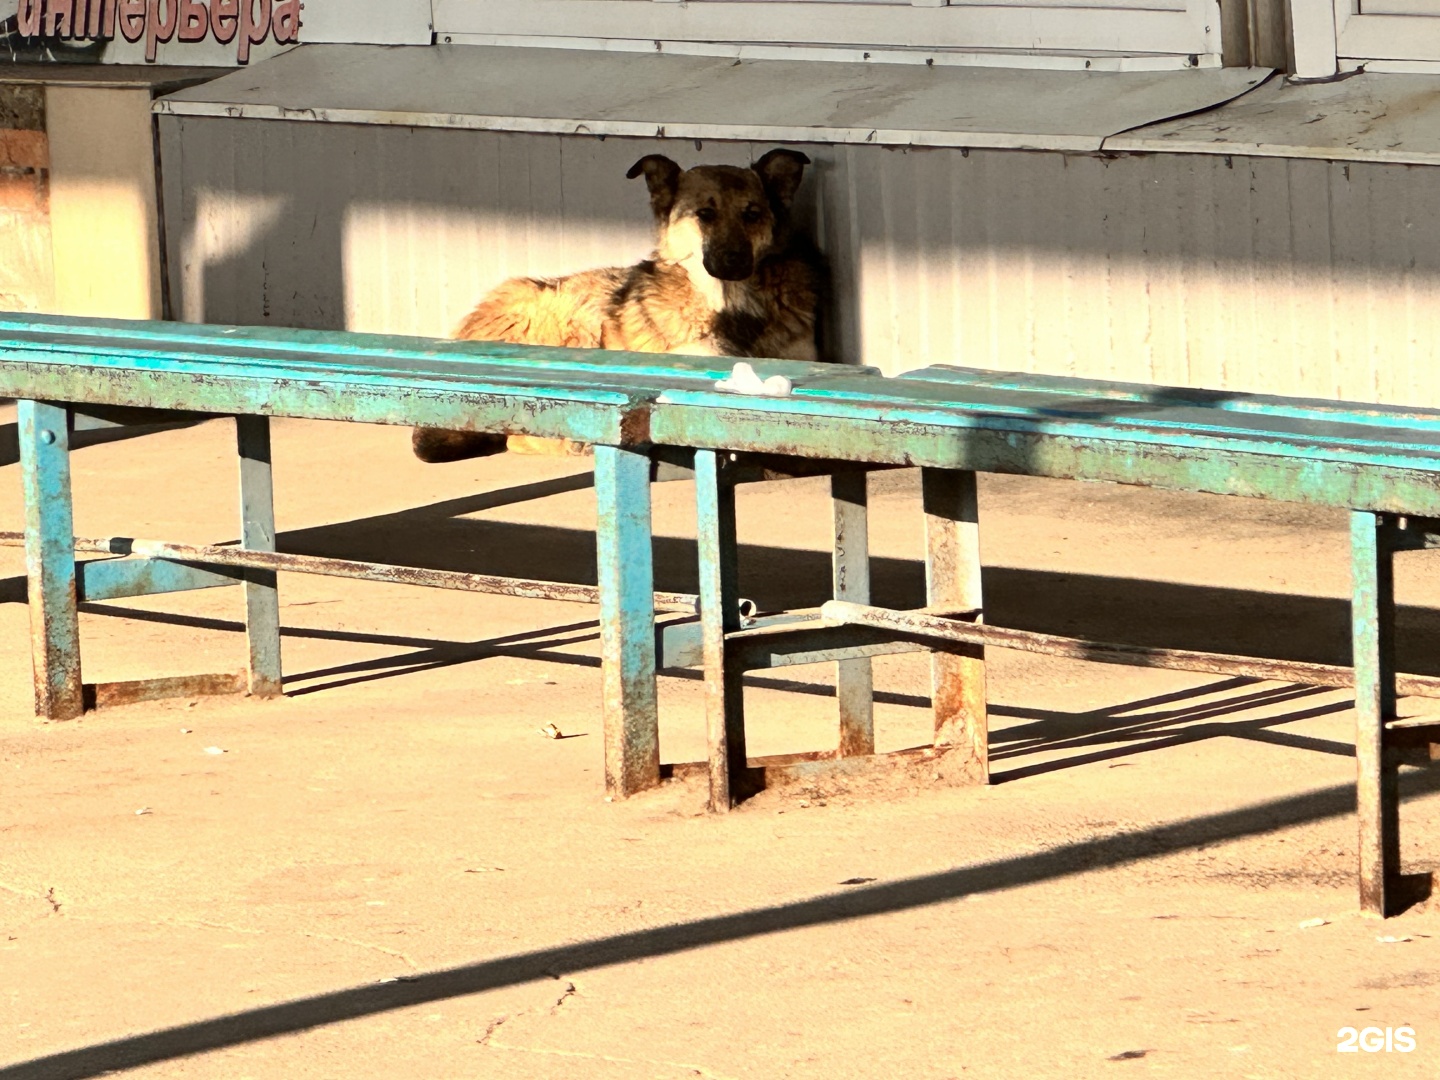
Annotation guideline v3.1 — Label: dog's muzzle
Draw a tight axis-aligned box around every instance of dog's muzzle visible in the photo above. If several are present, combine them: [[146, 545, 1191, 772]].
[[703, 248, 755, 281]]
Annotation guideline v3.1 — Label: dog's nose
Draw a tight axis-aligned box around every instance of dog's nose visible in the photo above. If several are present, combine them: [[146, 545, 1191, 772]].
[[704, 249, 754, 281]]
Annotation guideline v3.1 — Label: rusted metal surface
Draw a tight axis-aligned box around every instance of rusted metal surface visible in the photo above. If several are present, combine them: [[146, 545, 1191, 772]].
[[831, 469, 875, 758], [658, 610, 809, 670], [729, 618, 928, 671], [647, 370, 1440, 518], [90, 671, 248, 710], [922, 469, 987, 784], [819, 599, 1440, 700], [74, 557, 240, 602], [662, 743, 971, 792], [0, 533, 703, 613], [17, 400, 83, 721], [696, 449, 749, 813], [237, 416, 284, 698], [594, 445, 662, 799], [1351, 512, 1403, 918]]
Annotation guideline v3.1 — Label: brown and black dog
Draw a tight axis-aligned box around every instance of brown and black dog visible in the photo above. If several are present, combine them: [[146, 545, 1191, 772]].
[[413, 148, 824, 463]]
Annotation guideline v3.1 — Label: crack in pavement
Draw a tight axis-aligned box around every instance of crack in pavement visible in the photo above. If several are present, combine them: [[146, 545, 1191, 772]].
[[479, 977, 732, 1078], [548, 980, 576, 1015], [477, 1014, 510, 1046]]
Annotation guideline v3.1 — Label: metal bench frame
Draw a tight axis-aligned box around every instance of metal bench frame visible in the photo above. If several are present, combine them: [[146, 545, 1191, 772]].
[[650, 370, 1440, 918], [6, 315, 1440, 917], [11, 400, 676, 797], [0, 314, 886, 805]]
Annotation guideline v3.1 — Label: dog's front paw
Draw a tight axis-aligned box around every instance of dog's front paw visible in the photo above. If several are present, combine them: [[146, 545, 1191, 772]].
[[411, 427, 510, 463]]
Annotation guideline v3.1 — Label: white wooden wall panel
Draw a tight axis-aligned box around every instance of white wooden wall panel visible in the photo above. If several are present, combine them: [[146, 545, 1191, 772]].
[[431, 0, 1220, 57], [160, 115, 1440, 408], [1337, 0, 1440, 60], [1291, 0, 1339, 76]]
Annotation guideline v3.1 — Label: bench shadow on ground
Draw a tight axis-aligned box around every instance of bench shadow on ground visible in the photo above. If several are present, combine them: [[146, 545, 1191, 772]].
[[45, 471, 1440, 782], [0, 419, 206, 468], [2, 763, 1437, 1080]]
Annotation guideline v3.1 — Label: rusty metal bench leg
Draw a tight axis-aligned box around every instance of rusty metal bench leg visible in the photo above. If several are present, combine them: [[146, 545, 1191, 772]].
[[595, 444, 661, 799], [237, 416, 282, 697], [18, 400, 83, 720], [832, 468, 875, 756], [923, 468, 987, 782], [1351, 510, 1402, 917], [696, 449, 747, 811]]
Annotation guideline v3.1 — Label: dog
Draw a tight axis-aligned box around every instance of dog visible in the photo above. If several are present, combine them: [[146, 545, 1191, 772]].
[[412, 148, 824, 463]]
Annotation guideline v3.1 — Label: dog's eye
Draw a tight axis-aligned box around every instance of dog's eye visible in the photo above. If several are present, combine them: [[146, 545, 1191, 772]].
[[742, 205, 764, 224], [695, 206, 718, 223]]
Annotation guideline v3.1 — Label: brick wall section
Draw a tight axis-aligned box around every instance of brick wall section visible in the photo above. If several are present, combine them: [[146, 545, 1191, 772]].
[[0, 84, 55, 313]]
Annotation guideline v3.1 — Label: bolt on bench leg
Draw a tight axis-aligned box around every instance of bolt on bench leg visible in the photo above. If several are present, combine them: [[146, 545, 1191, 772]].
[[19, 400, 83, 720], [1351, 511, 1404, 917], [832, 468, 875, 757], [596, 444, 661, 799], [923, 468, 987, 782], [696, 449, 748, 811], [237, 416, 282, 697]]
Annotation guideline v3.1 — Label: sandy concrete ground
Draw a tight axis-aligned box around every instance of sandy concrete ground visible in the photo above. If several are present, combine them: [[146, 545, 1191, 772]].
[[1, 414, 1438, 1079]]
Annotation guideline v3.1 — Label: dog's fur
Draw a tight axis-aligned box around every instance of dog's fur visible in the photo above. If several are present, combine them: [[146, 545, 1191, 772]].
[[413, 148, 824, 463]]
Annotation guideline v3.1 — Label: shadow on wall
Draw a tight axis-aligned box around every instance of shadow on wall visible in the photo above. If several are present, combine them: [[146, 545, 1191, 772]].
[[159, 117, 845, 353], [157, 112, 1440, 398]]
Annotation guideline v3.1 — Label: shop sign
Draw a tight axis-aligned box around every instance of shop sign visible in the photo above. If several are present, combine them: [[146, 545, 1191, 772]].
[[16, 0, 301, 63]]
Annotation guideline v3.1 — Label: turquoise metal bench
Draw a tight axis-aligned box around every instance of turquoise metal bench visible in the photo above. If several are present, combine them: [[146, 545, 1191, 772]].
[[0, 312, 870, 803], [650, 365, 1440, 918], [5, 313, 1440, 918]]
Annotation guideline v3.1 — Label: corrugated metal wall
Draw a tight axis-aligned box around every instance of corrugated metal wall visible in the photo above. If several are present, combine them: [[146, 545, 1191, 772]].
[[160, 114, 1440, 406]]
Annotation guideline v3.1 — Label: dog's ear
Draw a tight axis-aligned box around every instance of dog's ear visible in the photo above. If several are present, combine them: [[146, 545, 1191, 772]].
[[627, 155, 683, 220], [752, 148, 811, 209]]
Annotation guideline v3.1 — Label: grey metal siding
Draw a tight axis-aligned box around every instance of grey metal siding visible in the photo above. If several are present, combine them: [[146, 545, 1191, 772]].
[[160, 114, 1440, 405]]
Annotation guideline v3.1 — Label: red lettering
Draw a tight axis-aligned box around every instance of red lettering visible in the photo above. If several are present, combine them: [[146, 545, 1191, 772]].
[[271, 0, 299, 44], [209, 0, 237, 43], [237, 0, 269, 64], [118, 0, 146, 41], [45, 0, 73, 37], [144, 0, 178, 61], [17, 0, 42, 37], [177, 0, 206, 41], [90, 0, 117, 37], [71, 0, 90, 38]]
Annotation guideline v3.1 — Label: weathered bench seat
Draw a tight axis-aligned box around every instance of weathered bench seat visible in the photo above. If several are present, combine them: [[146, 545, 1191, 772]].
[[649, 363, 1440, 918], [0, 313, 866, 802], [4, 313, 1438, 918]]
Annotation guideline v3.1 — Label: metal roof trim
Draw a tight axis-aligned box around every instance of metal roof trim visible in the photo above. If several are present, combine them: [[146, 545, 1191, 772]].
[[153, 43, 1272, 154]]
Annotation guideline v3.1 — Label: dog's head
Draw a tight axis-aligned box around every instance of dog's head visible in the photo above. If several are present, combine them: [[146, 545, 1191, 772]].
[[626, 149, 810, 282]]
